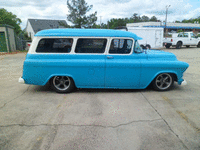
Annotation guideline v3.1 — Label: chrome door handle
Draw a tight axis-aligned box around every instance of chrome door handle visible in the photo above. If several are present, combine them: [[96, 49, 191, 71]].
[[107, 56, 114, 59]]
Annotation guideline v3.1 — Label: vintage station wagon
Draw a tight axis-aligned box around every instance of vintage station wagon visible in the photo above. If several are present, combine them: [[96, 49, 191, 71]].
[[19, 29, 189, 93]]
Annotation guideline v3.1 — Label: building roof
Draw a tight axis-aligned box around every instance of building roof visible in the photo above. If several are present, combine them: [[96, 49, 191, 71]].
[[0, 24, 14, 29], [35, 29, 142, 40], [127, 22, 200, 29], [28, 19, 68, 33], [143, 26, 200, 29]]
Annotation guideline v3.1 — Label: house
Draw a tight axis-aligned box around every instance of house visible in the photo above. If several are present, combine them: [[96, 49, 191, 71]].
[[25, 19, 68, 40], [0, 24, 16, 52]]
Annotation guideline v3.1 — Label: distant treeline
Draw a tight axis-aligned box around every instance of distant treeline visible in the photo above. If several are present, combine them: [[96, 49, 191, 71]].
[[92, 13, 160, 29], [87, 14, 200, 29]]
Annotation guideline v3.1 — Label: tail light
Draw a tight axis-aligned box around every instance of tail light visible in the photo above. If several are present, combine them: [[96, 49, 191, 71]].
[[171, 39, 173, 42]]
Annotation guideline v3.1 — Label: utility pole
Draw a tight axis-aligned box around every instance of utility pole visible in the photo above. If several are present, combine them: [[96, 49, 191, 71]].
[[165, 5, 171, 36]]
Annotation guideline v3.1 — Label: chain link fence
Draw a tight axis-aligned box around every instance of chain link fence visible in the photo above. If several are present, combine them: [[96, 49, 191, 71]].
[[15, 33, 31, 51]]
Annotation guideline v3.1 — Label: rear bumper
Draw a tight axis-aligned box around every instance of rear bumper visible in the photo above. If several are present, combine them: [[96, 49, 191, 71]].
[[163, 42, 172, 47], [18, 77, 25, 84]]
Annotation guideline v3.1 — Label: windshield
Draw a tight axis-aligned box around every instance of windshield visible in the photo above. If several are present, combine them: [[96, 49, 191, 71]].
[[134, 41, 143, 53]]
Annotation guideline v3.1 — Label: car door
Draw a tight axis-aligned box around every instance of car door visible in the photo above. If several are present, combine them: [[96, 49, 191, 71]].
[[182, 33, 189, 45], [190, 33, 198, 45], [105, 38, 142, 88], [74, 38, 107, 87]]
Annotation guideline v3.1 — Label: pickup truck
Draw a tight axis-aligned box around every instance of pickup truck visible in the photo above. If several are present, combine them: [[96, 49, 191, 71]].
[[163, 32, 200, 49]]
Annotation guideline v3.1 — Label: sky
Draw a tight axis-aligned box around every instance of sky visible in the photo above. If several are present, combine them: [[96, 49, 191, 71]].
[[1, 0, 200, 29]]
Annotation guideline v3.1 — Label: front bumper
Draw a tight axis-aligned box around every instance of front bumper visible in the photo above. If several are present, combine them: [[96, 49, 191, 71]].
[[178, 79, 187, 86], [181, 80, 187, 86], [18, 77, 25, 84]]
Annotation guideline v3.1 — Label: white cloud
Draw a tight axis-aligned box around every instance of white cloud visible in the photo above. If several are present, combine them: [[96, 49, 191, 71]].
[[1, 0, 200, 29]]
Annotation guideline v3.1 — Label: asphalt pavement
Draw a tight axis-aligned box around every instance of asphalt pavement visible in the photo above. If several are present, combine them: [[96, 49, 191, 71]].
[[0, 48, 200, 150]]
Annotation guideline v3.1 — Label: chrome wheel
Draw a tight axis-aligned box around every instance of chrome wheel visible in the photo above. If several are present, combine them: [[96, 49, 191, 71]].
[[153, 73, 174, 91], [53, 76, 71, 91]]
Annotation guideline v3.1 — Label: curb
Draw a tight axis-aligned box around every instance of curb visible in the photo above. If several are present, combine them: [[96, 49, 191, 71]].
[[0, 51, 27, 56]]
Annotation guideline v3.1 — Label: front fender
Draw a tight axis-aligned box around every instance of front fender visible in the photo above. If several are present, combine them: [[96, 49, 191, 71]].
[[143, 71, 178, 88], [140, 60, 189, 88]]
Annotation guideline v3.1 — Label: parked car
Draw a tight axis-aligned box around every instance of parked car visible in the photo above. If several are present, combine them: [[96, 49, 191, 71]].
[[25, 42, 32, 51], [163, 32, 200, 49], [197, 33, 200, 40], [19, 29, 189, 93]]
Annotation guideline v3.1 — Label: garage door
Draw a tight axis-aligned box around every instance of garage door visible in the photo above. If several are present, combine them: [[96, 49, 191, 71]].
[[0, 32, 7, 52]]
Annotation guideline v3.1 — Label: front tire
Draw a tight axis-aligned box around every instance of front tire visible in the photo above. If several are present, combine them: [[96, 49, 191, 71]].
[[197, 42, 200, 48], [50, 76, 75, 93], [152, 73, 174, 91]]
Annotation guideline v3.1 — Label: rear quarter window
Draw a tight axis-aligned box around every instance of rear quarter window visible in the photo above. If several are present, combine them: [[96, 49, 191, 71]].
[[36, 38, 73, 53]]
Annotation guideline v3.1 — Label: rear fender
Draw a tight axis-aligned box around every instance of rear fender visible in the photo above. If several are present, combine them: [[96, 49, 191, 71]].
[[44, 74, 76, 86]]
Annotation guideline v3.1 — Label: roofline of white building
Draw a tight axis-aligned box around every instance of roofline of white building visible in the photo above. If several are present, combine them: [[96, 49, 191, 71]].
[[127, 22, 200, 29]]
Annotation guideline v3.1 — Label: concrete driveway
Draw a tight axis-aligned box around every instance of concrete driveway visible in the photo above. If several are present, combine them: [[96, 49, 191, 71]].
[[0, 48, 199, 150]]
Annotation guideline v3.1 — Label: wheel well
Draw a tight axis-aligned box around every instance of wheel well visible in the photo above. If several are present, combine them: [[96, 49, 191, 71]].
[[146, 44, 151, 49], [170, 73, 177, 82], [49, 75, 76, 87], [140, 44, 145, 49], [177, 41, 183, 45], [150, 73, 178, 86]]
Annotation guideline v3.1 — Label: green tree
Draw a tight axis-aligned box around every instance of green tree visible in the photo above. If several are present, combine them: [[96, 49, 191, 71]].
[[108, 18, 127, 29], [67, 0, 97, 28], [182, 17, 200, 24], [130, 13, 141, 23], [58, 21, 71, 28], [141, 15, 149, 22], [150, 16, 158, 22], [21, 30, 31, 41], [0, 8, 22, 34], [175, 20, 181, 23], [91, 23, 101, 28]]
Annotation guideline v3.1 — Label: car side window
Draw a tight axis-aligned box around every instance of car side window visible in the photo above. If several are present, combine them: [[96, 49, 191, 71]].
[[191, 33, 196, 38], [36, 38, 73, 53], [178, 33, 183, 37], [75, 38, 107, 53], [109, 39, 133, 54], [183, 33, 188, 37]]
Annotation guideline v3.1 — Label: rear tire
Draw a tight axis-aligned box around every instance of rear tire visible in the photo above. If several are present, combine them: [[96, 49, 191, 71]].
[[176, 42, 182, 49], [146, 44, 151, 49], [50, 76, 75, 93], [140, 45, 145, 49], [152, 73, 174, 91], [165, 45, 170, 49]]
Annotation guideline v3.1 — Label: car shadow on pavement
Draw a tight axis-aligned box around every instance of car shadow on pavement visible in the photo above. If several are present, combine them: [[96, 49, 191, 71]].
[[28, 82, 183, 94], [164, 46, 198, 50]]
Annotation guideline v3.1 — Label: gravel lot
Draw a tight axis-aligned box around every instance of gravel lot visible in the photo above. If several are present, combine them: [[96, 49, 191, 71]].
[[0, 48, 200, 150]]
